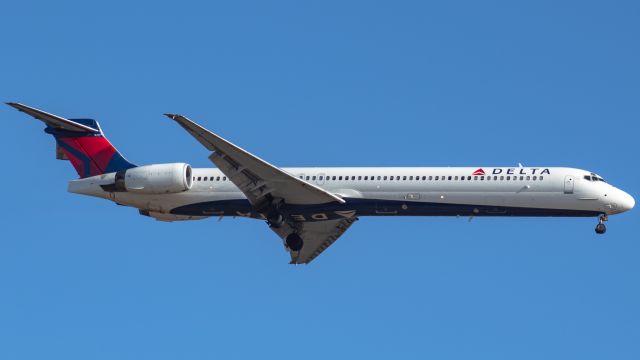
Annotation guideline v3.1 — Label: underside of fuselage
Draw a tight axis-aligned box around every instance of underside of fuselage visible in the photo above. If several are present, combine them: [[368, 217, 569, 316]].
[[169, 198, 601, 221]]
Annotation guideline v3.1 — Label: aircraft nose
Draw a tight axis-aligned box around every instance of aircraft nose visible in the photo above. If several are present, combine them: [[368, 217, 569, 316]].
[[618, 191, 635, 212]]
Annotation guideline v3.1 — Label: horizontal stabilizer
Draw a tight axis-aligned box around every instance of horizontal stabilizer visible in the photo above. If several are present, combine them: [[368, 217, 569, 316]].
[[6, 102, 99, 133]]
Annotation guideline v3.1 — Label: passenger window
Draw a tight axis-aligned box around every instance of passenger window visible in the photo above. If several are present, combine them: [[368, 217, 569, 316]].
[[474, 176, 478, 180], [364, 176, 368, 180], [428, 176, 433, 180], [435, 176, 439, 180], [403, 176, 407, 180], [526, 176, 530, 180], [339, 176, 343, 180], [358, 176, 362, 180], [319, 176, 324, 180], [383, 176, 387, 180], [332, 176, 336, 180], [216, 176, 220, 181], [520, 176, 524, 180], [454, 176, 458, 180], [480, 176, 484, 180], [197, 177, 201, 181], [540, 176, 544, 180], [409, 176, 414, 180], [448, 176, 452, 180], [500, 176, 504, 180], [460, 176, 464, 181], [506, 176, 510, 180], [312, 176, 316, 180], [422, 176, 426, 180], [533, 176, 537, 180], [223, 177, 227, 181], [306, 176, 310, 180]]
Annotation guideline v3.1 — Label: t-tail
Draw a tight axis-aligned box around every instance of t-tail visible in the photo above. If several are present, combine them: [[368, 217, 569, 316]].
[[7, 102, 136, 178]]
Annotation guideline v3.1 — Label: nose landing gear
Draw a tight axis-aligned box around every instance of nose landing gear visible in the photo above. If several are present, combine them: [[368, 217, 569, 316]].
[[595, 214, 608, 234]]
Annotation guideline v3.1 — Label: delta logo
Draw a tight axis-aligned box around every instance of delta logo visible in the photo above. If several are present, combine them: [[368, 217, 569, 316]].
[[471, 167, 551, 175]]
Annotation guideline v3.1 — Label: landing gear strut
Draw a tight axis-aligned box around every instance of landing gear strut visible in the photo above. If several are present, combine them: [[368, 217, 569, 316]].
[[595, 214, 608, 234]]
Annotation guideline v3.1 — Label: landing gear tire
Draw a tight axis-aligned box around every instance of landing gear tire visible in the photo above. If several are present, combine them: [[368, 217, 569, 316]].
[[595, 214, 608, 235], [286, 233, 304, 251], [267, 213, 284, 228]]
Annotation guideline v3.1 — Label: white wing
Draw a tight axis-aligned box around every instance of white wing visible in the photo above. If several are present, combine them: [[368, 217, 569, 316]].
[[165, 113, 344, 206], [166, 113, 356, 264]]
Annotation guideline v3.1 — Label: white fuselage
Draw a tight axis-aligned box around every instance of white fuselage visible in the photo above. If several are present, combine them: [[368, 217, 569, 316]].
[[69, 166, 635, 222]]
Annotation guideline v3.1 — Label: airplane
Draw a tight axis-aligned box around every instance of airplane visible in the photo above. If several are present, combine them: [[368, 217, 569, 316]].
[[7, 102, 635, 264]]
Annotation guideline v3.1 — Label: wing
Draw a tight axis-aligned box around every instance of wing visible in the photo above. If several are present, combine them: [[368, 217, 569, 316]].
[[166, 113, 355, 264], [271, 216, 359, 264], [165, 113, 344, 206]]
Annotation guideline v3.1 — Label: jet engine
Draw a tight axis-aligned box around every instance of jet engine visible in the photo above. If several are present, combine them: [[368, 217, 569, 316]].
[[102, 163, 193, 194]]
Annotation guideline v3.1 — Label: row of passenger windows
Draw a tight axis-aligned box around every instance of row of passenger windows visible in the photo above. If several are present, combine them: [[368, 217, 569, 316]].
[[298, 175, 545, 182], [193, 174, 546, 182], [194, 176, 227, 182]]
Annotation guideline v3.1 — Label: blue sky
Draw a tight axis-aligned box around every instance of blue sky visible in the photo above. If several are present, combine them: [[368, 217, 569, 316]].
[[1, 1, 639, 359]]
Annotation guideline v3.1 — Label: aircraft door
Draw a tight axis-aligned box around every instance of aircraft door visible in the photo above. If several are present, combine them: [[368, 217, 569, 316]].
[[564, 175, 575, 194]]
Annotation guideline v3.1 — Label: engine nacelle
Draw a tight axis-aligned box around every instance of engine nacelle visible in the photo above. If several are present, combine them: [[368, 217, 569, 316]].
[[104, 163, 193, 194]]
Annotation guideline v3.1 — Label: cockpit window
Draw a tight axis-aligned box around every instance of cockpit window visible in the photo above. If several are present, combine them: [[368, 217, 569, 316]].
[[584, 174, 606, 183]]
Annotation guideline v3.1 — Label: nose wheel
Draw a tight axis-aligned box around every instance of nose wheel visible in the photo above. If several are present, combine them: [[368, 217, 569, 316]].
[[595, 214, 608, 234]]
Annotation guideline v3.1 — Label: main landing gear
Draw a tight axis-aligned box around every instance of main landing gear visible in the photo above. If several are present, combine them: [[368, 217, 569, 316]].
[[595, 214, 608, 234], [286, 233, 304, 251]]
